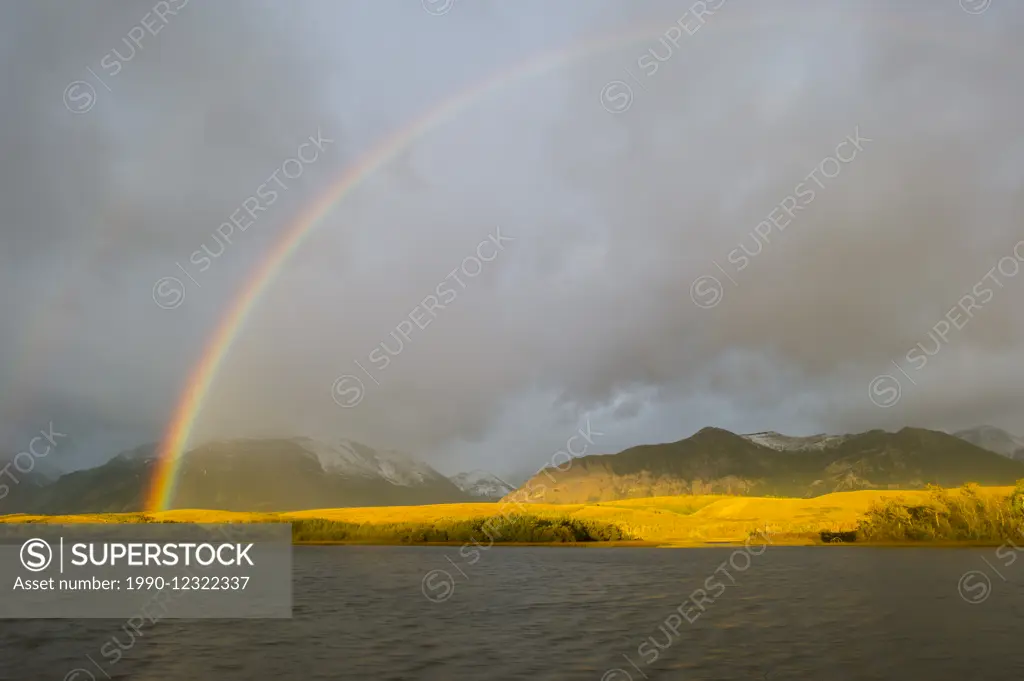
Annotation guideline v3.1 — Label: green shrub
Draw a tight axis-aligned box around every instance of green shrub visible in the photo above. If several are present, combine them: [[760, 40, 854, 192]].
[[289, 514, 633, 544], [857, 481, 1024, 541]]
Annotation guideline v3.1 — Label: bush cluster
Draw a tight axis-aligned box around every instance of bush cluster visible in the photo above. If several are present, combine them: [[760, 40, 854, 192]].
[[290, 514, 633, 543], [857, 481, 1024, 541]]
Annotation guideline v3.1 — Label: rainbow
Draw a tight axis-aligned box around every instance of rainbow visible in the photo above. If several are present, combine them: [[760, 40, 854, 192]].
[[145, 11, 992, 511], [144, 26, 665, 511]]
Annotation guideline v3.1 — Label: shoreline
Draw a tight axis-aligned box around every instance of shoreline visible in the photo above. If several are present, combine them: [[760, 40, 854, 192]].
[[4, 485, 1020, 548], [293, 537, 1011, 548]]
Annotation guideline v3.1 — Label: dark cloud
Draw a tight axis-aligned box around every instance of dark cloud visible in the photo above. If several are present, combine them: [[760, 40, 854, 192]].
[[1, 0, 1022, 477]]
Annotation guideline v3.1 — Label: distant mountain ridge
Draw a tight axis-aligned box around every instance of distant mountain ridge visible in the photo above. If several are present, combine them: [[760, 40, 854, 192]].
[[953, 426, 1024, 461], [0, 451, 60, 512], [7, 426, 1024, 515], [740, 431, 850, 452], [0, 453, 62, 482], [6, 438, 471, 514], [449, 470, 516, 500], [509, 426, 1024, 504]]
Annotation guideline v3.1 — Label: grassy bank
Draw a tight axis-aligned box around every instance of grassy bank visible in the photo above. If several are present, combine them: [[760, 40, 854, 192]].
[[0, 509, 636, 545], [3, 485, 1021, 545]]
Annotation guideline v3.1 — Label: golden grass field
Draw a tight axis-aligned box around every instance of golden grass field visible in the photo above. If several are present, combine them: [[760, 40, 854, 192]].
[[3, 486, 1016, 545]]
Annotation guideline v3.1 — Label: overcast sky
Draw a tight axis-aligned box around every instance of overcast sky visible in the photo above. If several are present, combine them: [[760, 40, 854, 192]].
[[1, 0, 1022, 478]]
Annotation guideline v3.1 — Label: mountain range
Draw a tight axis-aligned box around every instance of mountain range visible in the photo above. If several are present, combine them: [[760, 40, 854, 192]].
[[0, 451, 60, 510], [508, 426, 1024, 504], [3, 425, 1024, 514], [2, 438, 475, 514]]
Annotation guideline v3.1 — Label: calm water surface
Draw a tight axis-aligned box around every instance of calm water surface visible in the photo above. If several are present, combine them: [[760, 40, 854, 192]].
[[3, 546, 1023, 680]]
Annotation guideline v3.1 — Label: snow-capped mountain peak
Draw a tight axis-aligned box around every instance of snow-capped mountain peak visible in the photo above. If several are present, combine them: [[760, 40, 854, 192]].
[[449, 470, 516, 500], [741, 431, 848, 452], [290, 437, 443, 487]]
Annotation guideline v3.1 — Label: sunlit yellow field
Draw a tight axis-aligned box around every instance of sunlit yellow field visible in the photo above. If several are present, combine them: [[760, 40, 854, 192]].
[[4, 486, 1015, 545]]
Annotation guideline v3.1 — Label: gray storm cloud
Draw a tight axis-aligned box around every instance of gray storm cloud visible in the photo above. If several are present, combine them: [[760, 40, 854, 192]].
[[1, 0, 1022, 477]]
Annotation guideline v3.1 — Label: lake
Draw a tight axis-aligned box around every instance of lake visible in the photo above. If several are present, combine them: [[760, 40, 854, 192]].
[[2, 545, 1023, 680]]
